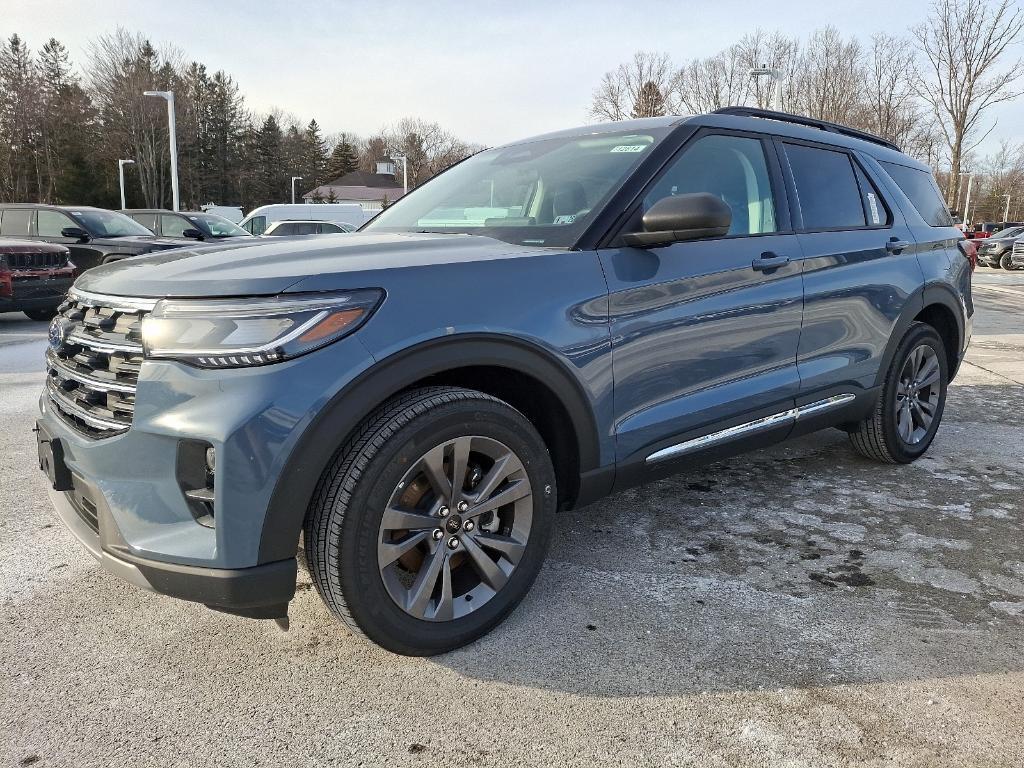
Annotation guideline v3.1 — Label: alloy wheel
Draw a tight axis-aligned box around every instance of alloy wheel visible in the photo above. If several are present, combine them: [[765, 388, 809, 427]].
[[894, 344, 941, 445], [377, 435, 533, 621]]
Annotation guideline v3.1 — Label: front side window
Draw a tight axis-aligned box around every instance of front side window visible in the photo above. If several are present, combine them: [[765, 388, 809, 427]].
[[643, 134, 777, 236], [785, 144, 866, 230], [161, 214, 192, 237], [294, 222, 317, 235], [70, 209, 154, 237], [364, 128, 671, 247], [36, 210, 76, 237], [0, 209, 33, 237], [245, 216, 267, 235]]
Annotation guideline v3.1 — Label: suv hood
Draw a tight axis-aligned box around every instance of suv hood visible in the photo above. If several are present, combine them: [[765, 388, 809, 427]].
[[88, 234, 197, 251], [74, 232, 547, 298]]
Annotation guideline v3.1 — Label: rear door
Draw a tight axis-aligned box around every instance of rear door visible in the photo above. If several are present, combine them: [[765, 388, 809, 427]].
[[601, 130, 804, 479], [778, 139, 921, 406]]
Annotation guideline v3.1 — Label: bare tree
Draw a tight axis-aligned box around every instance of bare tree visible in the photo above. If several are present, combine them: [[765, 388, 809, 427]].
[[590, 52, 678, 121], [733, 30, 799, 109], [382, 118, 474, 188], [675, 46, 749, 113], [914, 0, 1024, 202], [794, 27, 865, 124]]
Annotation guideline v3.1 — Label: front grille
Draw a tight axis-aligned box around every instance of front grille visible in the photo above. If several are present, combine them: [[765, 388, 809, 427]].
[[2, 250, 68, 269], [45, 290, 156, 439]]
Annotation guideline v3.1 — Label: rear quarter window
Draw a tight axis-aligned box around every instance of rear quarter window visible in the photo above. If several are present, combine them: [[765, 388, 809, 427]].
[[880, 161, 954, 227], [0, 208, 33, 237]]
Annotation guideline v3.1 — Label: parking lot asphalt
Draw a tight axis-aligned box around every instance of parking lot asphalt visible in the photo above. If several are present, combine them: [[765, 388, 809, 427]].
[[2, 270, 1022, 768]]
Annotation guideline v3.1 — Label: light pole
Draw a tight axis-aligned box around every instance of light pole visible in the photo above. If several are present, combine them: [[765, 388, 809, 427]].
[[142, 90, 179, 211], [391, 155, 408, 195], [961, 174, 974, 229], [291, 176, 303, 204], [749, 66, 783, 111], [1002, 194, 1011, 222], [117, 159, 135, 210]]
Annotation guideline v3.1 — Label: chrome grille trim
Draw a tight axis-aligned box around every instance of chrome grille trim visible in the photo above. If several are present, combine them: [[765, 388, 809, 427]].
[[69, 288, 158, 313], [46, 291, 150, 438]]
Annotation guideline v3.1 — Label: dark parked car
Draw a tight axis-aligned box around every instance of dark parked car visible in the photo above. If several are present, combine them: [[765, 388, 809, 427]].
[[35, 108, 973, 655], [977, 225, 1024, 268], [123, 209, 254, 241], [0, 240, 75, 320], [0, 204, 196, 272], [263, 219, 355, 237]]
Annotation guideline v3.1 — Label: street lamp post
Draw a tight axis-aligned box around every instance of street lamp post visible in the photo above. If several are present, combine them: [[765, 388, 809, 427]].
[[749, 66, 783, 111], [961, 174, 974, 229], [391, 155, 408, 195], [142, 90, 179, 211], [117, 159, 135, 210], [291, 176, 303, 205]]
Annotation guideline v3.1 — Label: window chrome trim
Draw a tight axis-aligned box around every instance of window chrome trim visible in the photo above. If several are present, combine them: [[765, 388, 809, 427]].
[[645, 393, 856, 464]]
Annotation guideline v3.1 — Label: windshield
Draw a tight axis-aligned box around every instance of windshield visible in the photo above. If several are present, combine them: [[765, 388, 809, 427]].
[[989, 226, 1023, 239], [187, 213, 249, 237], [364, 128, 670, 247], [71, 209, 155, 238]]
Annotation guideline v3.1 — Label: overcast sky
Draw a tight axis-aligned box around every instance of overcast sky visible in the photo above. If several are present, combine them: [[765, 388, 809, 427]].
[[4, 0, 1024, 159]]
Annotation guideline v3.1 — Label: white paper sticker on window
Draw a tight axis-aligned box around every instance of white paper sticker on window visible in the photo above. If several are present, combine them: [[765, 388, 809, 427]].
[[867, 193, 881, 225], [610, 145, 646, 153]]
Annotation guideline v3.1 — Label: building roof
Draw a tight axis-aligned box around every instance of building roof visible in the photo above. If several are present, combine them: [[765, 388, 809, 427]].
[[302, 169, 406, 203]]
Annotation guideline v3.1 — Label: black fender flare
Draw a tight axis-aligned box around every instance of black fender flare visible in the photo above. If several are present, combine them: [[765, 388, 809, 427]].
[[258, 333, 602, 562], [874, 282, 966, 388]]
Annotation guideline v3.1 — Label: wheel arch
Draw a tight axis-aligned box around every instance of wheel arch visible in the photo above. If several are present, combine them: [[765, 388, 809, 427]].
[[875, 283, 965, 388], [258, 333, 602, 563]]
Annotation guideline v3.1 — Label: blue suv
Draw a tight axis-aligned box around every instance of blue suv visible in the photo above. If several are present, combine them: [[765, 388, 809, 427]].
[[36, 108, 974, 655]]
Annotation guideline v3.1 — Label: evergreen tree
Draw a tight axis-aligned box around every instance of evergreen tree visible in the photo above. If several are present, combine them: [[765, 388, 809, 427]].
[[326, 133, 359, 180], [303, 119, 328, 186]]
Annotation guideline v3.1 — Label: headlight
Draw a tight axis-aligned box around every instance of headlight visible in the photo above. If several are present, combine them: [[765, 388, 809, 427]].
[[141, 289, 383, 368]]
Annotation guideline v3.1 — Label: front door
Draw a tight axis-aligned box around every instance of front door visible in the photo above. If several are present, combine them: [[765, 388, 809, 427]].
[[601, 131, 804, 479]]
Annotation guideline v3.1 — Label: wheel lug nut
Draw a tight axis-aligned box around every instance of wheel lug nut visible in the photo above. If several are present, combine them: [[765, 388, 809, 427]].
[[463, 520, 475, 532], [447, 536, 460, 549], [457, 501, 469, 513], [438, 506, 450, 518], [432, 529, 443, 541]]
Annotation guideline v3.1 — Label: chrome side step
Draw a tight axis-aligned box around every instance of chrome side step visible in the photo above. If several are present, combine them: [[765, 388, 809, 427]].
[[645, 393, 856, 464]]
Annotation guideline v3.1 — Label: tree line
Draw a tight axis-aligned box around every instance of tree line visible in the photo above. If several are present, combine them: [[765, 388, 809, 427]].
[[0, 29, 478, 211], [590, 0, 1024, 224]]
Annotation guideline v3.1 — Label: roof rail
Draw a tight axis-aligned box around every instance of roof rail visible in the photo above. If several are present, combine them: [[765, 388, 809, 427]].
[[711, 107, 900, 151]]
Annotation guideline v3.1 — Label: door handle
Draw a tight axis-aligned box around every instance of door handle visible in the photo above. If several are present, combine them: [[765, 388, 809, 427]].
[[885, 238, 911, 254], [751, 252, 790, 271]]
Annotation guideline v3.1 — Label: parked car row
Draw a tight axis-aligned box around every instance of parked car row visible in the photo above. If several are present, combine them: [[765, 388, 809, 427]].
[[0, 202, 369, 319]]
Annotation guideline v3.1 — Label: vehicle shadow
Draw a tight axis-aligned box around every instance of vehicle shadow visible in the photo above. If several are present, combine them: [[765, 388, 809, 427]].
[[435, 381, 1024, 697]]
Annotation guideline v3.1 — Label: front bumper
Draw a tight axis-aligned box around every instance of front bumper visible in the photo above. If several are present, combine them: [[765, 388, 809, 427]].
[[1, 274, 73, 312], [37, 332, 375, 618], [1011, 252, 1024, 268], [977, 249, 1004, 266]]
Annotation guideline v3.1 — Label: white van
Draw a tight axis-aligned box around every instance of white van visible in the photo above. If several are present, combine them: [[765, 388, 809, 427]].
[[239, 204, 370, 235], [201, 204, 245, 223]]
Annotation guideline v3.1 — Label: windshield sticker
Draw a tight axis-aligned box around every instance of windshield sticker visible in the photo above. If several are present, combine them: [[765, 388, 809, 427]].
[[553, 214, 577, 225], [611, 145, 647, 153], [867, 193, 881, 225]]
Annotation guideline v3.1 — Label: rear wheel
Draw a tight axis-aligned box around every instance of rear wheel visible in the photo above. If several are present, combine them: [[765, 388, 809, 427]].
[[304, 386, 556, 655], [849, 323, 948, 463], [24, 308, 57, 321]]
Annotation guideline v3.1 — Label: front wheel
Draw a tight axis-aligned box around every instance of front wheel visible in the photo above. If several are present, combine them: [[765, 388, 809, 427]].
[[849, 323, 948, 463], [1000, 251, 1016, 270], [304, 386, 556, 655]]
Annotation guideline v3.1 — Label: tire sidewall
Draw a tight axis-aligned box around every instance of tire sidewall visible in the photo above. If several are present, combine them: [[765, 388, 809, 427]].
[[335, 397, 556, 655], [880, 325, 948, 462]]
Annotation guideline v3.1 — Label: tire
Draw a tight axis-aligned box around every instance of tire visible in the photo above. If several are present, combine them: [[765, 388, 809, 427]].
[[304, 386, 557, 656], [849, 323, 948, 463], [24, 308, 57, 321], [1000, 251, 1015, 270]]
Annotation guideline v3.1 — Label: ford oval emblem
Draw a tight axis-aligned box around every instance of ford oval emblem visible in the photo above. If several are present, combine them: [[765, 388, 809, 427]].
[[48, 316, 71, 351]]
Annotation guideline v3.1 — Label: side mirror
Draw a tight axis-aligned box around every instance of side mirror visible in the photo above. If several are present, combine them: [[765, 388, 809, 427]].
[[61, 227, 90, 242], [181, 228, 204, 240], [622, 193, 732, 247]]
